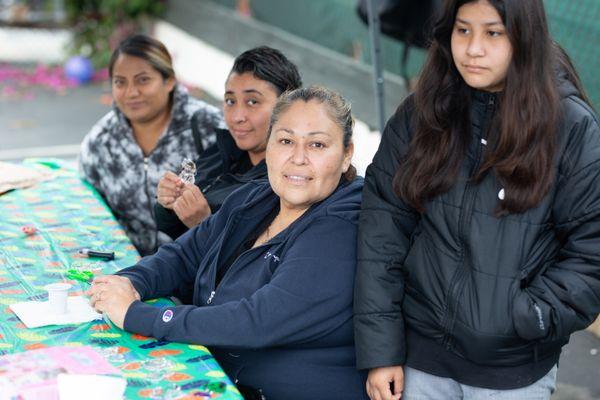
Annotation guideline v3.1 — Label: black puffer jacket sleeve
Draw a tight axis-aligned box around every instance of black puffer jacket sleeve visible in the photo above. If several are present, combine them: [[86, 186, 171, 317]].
[[155, 203, 188, 240], [354, 98, 420, 370], [513, 96, 600, 342]]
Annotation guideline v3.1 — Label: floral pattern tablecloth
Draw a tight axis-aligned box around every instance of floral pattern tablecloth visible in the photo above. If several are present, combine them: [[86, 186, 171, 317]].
[[0, 160, 242, 399]]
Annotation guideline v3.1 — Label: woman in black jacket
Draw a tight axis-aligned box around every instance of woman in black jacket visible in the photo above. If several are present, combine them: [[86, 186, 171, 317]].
[[354, 1, 600, 399], [154, 46, 302, 240]]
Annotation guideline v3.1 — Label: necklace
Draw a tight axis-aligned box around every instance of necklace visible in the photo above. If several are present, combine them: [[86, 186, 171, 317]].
[[264, 217, 278, 242], [257, 207, 306, 248], [255, 213, 279, 248]]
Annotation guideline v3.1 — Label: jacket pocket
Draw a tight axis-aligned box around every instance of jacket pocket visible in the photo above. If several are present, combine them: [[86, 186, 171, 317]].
[[512, 236, 557, 340], [516, 227, 557, 284], [512, 286, 551, 340]]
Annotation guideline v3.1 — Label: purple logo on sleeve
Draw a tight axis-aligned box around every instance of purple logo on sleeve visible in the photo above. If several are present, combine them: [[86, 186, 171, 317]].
[[162, 309, 174, 323]]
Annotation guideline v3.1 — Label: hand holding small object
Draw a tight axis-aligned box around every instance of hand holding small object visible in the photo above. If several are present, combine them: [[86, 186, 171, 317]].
[[172, 183, 212, 228], [157, 171, 184, 209]]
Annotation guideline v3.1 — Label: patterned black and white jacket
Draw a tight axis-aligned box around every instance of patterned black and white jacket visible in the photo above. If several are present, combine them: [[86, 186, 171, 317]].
[[79, 85, 224, 256]]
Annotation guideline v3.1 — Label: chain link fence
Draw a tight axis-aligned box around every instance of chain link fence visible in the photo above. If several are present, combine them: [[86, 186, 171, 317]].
[[545, 0, 599, 109]]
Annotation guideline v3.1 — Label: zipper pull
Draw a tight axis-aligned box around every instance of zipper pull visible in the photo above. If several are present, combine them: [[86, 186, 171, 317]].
[[206, 291, 216, 304]]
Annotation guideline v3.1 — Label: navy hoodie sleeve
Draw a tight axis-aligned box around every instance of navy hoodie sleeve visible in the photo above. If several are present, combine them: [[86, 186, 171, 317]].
[[122, 215, 359, 348], [513, 97, 600, 341], [353, 99, 420, 370], [115, 213, 216, 301], [113, 181, 259, 300]]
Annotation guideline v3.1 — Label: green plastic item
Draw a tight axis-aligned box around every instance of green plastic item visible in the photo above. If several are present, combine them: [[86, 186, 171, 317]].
[[66, 269, 94, 283]]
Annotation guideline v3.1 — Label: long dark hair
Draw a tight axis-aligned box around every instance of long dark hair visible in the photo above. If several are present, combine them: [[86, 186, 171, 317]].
[[393, 0, 580, 215]]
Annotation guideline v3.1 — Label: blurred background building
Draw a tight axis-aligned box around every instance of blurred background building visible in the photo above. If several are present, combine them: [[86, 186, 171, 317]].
[[2, 0, 598, 128]]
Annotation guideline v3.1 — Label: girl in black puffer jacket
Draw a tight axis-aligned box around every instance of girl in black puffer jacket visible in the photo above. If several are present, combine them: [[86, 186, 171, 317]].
[[354, 1, 600, 399]]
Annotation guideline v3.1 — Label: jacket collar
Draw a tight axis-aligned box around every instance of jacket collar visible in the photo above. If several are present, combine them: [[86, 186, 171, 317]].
[[230, 177, 364, 244], [214, 128, 268, 178], [470, 87, 498, 106], [215, 128, 246, 170]]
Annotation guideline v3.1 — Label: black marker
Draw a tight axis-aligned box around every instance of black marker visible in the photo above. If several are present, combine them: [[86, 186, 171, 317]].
[[78, 248, 115, 261]]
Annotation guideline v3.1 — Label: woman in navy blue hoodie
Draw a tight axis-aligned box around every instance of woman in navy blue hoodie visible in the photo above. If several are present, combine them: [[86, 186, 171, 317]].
[[87, 86, 368, 399]]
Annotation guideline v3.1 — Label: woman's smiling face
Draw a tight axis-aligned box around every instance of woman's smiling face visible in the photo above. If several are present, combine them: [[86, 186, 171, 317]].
[[223, 72, 279, 165], [111, 54, 175, 124], [266, 99, 353, 213]]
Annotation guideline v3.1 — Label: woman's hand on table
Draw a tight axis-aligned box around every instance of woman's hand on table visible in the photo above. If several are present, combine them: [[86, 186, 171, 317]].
[[157, 171, 183, 209], [86, 275, 141, 329], [172, 183, 212, 228]]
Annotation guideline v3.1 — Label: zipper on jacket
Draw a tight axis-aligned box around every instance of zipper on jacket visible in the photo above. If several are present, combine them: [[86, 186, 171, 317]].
[[201, 175, 222, 194], [206, 291, 216, 304], [142, 156, 159, 252], [203, 211, 242, 305], [197, 185, 282, 307], [205, 234, 280, 306], [441, 94, 496, 349], [203, 201, 282, 306], [201, 163, 262, 195]]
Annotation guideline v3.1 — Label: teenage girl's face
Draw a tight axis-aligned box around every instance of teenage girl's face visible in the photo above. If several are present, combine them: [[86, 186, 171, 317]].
[[111, 54, 175, 124], [451, 0, 513, 92], [224, 72, 279, 164]]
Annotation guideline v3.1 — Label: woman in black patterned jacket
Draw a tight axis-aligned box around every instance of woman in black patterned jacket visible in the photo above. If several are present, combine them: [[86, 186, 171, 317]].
[[79, 34, 223, 256]]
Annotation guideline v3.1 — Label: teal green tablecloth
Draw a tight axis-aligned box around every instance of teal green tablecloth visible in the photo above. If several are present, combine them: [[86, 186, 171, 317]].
[[0, 160, 242, 399]]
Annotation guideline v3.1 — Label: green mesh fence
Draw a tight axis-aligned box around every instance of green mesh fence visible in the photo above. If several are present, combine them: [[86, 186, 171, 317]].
[[544, 0, 599, 109], [214, 0, 599, 109]]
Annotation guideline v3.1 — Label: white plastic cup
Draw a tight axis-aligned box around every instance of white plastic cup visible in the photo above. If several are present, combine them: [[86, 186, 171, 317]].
[[45, 283, 72, 314]]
